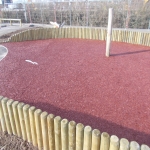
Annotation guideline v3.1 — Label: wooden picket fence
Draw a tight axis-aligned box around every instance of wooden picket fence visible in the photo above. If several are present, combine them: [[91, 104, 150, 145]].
[[0, 96, 150, 150], [2, 27, 150, 47]]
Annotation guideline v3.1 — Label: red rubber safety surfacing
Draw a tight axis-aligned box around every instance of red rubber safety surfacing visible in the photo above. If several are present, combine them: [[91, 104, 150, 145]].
[[1, 39, 150, 145]]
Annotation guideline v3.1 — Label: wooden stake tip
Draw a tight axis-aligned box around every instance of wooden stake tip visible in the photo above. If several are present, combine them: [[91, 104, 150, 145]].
[[61, 119, 68, 124], [54, 116, 61, 121], [41, 111, 48, 118], [1, 98, 8, 103], [93, 129, 100, 137], [69, 121, 76, 126], [130, 141, 140, 150], [102, 132, 109, 138], [85, 126, 92, 132], [7, 99, 14, 105], [111, 135, 119, 143], [47, 113, 55, 119], [141, 145, 150, 150], [18, 102, 24, 108], [23, 104, 30, 110], [77, 123, 84, 129], [35, 109, 42, 115]]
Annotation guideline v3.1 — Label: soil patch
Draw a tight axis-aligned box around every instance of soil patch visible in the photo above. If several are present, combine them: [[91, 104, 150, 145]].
[[0, 131, 38, 150]]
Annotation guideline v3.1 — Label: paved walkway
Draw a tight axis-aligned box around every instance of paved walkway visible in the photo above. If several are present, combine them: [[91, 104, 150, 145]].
[[0, 23, 52, 37], [0, 45, 8, 61]]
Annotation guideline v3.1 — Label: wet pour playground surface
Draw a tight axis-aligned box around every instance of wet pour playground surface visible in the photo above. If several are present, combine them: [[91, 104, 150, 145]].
[[0, 39, 150, 145]]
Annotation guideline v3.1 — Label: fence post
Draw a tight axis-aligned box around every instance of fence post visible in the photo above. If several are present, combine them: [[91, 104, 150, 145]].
[[61, 119, 69, 150], [54, 116, 62, 150], [109, 135, 119, 150], [91, 129, 101, 150], [76, 123, 84, 150], [68, 121, 76, 150], [18, 102, 26, 140], [7, 99, 17, 135], [47, 114, 55, 150], [0, 96, 6, 132], [100, 132, 110, 150], [1, 98, 12, 134], [41, 111, 49, 150], [23, 104, 31, 142], [29, 106, 37, 147], [120, 138, 129, 150], [141, 145, 150, 150], [83, 126, 92, 150], [12, 101, 21, 137], [106, 8, 113, 57], [35, 109, 43, 150], [130, 141, 140, 150]]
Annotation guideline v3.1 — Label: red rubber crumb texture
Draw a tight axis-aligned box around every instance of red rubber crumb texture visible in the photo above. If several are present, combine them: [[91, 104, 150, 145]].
[[1, 39, 150, 146]]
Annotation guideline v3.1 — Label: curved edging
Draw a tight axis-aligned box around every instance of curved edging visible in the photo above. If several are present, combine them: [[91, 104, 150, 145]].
[[0, 45, 8, 61], [6, 27, 150, 47], [0, 96, 149, 150]]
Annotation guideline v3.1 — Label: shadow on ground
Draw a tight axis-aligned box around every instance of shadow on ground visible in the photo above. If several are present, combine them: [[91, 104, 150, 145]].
[[29, 101, 150, 146], [111, 49, 150, 56]]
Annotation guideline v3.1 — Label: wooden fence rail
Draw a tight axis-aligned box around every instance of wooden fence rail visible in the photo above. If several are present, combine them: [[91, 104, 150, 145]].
[[1, 27, 150, 47], [0, 96, 150, 150]]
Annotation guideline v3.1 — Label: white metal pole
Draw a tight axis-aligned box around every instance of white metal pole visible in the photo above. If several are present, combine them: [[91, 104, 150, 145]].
[[106, 8, 113, 57]]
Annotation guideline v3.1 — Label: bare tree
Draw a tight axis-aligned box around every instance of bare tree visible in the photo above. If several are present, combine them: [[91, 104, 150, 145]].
[[0, 0, 149, 29]]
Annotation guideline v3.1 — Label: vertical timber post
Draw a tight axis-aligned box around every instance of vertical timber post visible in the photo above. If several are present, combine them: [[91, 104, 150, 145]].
[[106, 8, 113, 57], [54, 116, 62, 150], [120, 138, 129, 150], [100, 132, 110, 150], [47, 114, 55, 150], [91, 129, 101, 150], [76, 123, 84, 150], [68, 121, 76, 150], [109, 135, 119, 150], [83, 126, 92, 150], [61, 119, 69, 150]]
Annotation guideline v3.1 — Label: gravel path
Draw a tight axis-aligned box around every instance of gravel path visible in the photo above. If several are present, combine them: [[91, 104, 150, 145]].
[[1, 39, 150, 146]]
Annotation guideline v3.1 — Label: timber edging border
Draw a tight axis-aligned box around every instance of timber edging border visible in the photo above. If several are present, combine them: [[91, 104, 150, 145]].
[[0, 96, 150, 150], [1, 27, 149, 47]]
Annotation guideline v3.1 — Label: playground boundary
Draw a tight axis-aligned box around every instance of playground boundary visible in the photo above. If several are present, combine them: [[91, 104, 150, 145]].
[[1, 27, 150, 47], [0, 27, 150, 150], [0, 96, 150, 150]]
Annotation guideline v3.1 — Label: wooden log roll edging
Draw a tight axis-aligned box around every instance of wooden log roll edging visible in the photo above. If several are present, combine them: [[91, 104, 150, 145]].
[[0, 96, 150, 150], [3, 27, 149, 47]]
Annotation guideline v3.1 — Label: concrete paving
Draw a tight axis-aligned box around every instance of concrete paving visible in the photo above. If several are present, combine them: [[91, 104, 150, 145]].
[[0, 45, 8, 61], [0, 23, 52, 37], [0, 23, 52, 59]]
